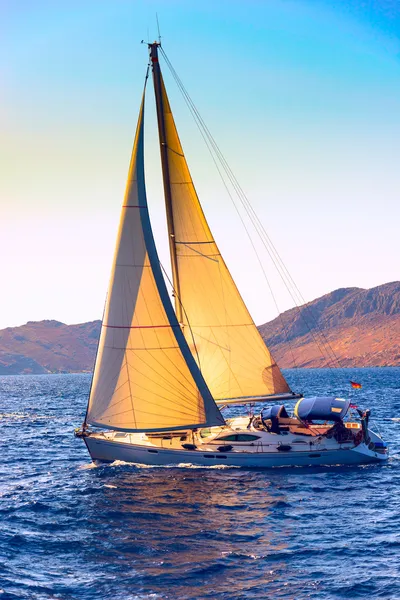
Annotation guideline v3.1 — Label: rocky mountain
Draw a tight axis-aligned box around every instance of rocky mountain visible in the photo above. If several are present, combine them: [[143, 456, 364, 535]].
[[259, 281, 400, 368], [0, 282, 398, 374], [0, 320, 101, 375]]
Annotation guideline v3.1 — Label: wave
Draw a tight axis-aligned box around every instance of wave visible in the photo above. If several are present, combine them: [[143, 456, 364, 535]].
[[79, 459, 240, 470], [0, 412, 55, 420]]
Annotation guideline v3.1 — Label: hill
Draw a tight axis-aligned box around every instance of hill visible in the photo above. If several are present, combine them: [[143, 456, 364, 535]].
[[0, 320, 101, 375], [0, 282, 398, 374], [259, 281, 400, 368]]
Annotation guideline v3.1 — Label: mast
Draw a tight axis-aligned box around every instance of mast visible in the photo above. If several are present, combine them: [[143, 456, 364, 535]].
[[149, 42, 183, 324]]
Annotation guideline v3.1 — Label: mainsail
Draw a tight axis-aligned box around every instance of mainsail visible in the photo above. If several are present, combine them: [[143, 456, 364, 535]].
[[151, 54, 291, 402], [86, 89, 224, 432]]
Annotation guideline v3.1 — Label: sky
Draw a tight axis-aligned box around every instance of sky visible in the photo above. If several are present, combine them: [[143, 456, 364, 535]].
[[1, 0, 399, 329]]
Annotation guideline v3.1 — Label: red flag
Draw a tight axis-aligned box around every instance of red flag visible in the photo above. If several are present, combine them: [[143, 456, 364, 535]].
[[350, 381, 362, 389]]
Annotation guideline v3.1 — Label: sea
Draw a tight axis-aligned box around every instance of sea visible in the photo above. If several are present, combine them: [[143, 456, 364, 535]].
[[1, 367, 399, 600]]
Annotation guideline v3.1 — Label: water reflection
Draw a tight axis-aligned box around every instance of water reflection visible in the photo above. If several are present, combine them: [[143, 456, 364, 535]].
[[84, 466, 292, 598]]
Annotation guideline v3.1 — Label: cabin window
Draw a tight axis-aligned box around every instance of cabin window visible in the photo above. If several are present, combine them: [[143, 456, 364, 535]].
[[200, 428, 212, 438], [218, 434, 260, 442]]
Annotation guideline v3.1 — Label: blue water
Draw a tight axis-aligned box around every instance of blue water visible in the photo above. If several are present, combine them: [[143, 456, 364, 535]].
[[1, 368, 400, 600]]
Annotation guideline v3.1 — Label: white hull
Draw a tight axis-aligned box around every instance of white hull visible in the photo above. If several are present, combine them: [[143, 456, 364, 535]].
[[84, 433, 387, 468]]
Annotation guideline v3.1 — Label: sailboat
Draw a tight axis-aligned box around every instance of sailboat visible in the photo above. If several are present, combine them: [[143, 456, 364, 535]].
[[76, 42, 387, 467]]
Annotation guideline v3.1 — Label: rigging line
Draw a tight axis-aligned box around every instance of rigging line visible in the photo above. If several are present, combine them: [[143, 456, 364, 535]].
[[178, 243, 219, 262], [162, 53, 336, 370], [159, 53, 307, 371], [175, 240, 215, 244], [159, 51, 337, 366], [160, 52, 300, 371], [159, 261, 202, 371], [163, 54, 296, 294], [160, 49, 342, 372], [162, 127, 270, 379], [170, 78, 342, 371], [156, 13, 162, 45], [193, 331, 230, 352]]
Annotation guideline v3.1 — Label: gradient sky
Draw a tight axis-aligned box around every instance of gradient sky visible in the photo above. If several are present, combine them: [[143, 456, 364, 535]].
[[2, 0, 399, 330]]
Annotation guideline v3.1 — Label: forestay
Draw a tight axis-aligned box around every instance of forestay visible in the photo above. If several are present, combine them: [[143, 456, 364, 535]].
[[86, 91, 224, 432], [157, 72, 291, 401]]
